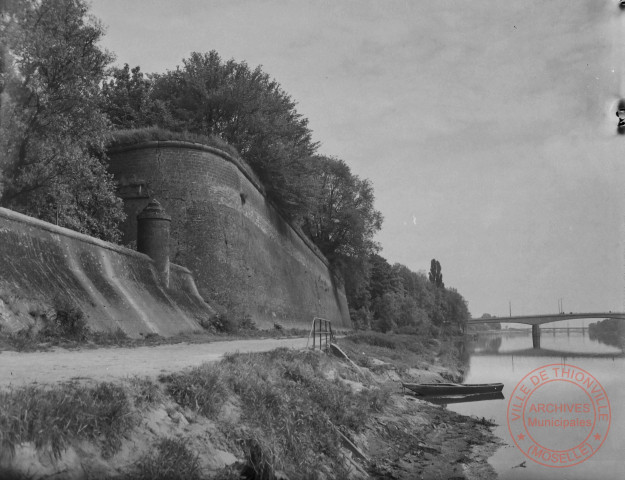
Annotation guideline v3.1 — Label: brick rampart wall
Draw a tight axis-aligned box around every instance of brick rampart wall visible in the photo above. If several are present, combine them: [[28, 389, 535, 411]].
[[108, 141, 352, 329]]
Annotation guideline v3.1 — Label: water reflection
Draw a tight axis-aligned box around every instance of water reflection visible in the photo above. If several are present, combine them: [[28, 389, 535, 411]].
[[421, 391, 505, 406], [467, 334, 503, 354], [471, 347, 624, 359], [463, 330, 623, 358], [449, 331, 624, 480], [588, 319, 625, 348]]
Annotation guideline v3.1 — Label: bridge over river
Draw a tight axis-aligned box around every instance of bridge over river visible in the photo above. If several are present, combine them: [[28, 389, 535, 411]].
[[467, 312, 625, 348]]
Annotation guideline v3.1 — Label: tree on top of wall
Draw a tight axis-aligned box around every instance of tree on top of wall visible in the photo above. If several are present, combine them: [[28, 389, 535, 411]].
[[100, 51, 320, 219], [100, 55, 384, 279], [0, 0, 124, 241], [100, 64, 172, 130]]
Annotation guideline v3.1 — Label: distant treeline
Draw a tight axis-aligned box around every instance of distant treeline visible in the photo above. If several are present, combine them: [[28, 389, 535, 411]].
[[588, 318, 625, 348], [346, 256, 469, 334], [466, 313, 501, 333], [0, 0, 471, 333]]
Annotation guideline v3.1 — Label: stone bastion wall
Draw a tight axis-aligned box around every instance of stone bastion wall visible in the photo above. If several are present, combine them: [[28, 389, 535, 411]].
[[107, 141, 352, 330], [0, 207, 214, 337]]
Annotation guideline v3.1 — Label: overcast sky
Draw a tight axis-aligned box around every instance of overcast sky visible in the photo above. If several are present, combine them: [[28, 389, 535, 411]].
[[91, 0, 624, 319]]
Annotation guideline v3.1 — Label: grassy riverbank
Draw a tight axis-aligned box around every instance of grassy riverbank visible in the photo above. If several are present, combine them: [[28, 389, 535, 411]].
[[0, 333, 500, 479]]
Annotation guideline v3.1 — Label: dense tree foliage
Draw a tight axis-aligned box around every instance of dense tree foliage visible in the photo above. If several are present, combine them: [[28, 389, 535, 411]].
[[468, 313, 501, 331], [589, 318, 624, 348], [428, 258, 444, 288], [101, 51, 319, 218], [349, 255, 470, 335], [101, 56, 384, 292], [0, 0, 124, 241], [100, 64, 171, 130], [302, 156, 382, 264]]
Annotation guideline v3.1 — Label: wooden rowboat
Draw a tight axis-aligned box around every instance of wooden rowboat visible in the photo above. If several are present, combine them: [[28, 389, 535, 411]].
[[402, 382, 504, 396]]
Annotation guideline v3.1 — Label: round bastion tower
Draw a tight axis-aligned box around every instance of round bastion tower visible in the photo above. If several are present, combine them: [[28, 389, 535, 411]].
[[107, 141, 352, 330]]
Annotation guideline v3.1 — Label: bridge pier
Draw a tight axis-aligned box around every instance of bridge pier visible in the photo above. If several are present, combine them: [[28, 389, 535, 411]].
[[532, 324, 541, 349]]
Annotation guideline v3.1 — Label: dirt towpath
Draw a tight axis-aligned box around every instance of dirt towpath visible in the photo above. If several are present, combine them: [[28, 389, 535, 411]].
[[0, 337, 310, 387]]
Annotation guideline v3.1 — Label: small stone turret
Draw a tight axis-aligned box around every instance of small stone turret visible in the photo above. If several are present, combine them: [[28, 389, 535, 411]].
[[137, 199, 171, 287]]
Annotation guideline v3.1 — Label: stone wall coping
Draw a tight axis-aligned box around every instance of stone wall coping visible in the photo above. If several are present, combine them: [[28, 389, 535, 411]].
[[108, 140, 265, 194], [108, 141, 335, 271], [0, 207, 151, 260], [170, 263, 191, 274], [0, 207, 188, 273]]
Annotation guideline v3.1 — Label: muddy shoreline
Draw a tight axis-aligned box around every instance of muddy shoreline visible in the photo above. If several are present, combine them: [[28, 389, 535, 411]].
[[339, 334, 502, 480]]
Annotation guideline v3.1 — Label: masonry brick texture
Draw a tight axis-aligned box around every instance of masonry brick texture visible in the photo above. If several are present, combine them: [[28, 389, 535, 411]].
[[108, 142, 352, 329]]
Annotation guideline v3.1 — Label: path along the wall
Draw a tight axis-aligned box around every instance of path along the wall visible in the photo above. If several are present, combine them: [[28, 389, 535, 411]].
[[0, 207, 213, 337], [108, 141, 352, 330]]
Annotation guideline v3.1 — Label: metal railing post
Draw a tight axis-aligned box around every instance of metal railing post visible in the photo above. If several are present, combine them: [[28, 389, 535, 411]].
[[324, 320, 329, 351], [308, 317, 333, 352], [318, 318, 322, 351]]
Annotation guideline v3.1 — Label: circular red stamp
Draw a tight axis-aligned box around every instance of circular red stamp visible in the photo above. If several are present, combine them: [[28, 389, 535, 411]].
[[507, 363, 611, 468]]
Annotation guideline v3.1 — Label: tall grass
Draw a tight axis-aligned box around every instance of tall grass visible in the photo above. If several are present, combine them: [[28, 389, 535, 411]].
[[130, 437, 201, 480], [0, 349, 390, 478], [344, 331, 427, 352], [345, 331, 403, 350], [339, 332, 468, 382], [0, 382, 137, 459], [161, 348, 390, 479], [160, 364, 228, 418]]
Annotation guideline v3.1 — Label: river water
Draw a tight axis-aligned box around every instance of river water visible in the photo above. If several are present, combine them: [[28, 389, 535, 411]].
[[446, 331, 624, 480]]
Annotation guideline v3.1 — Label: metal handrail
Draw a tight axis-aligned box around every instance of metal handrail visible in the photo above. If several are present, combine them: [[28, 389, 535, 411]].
[[306, 317, 335, 351]]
